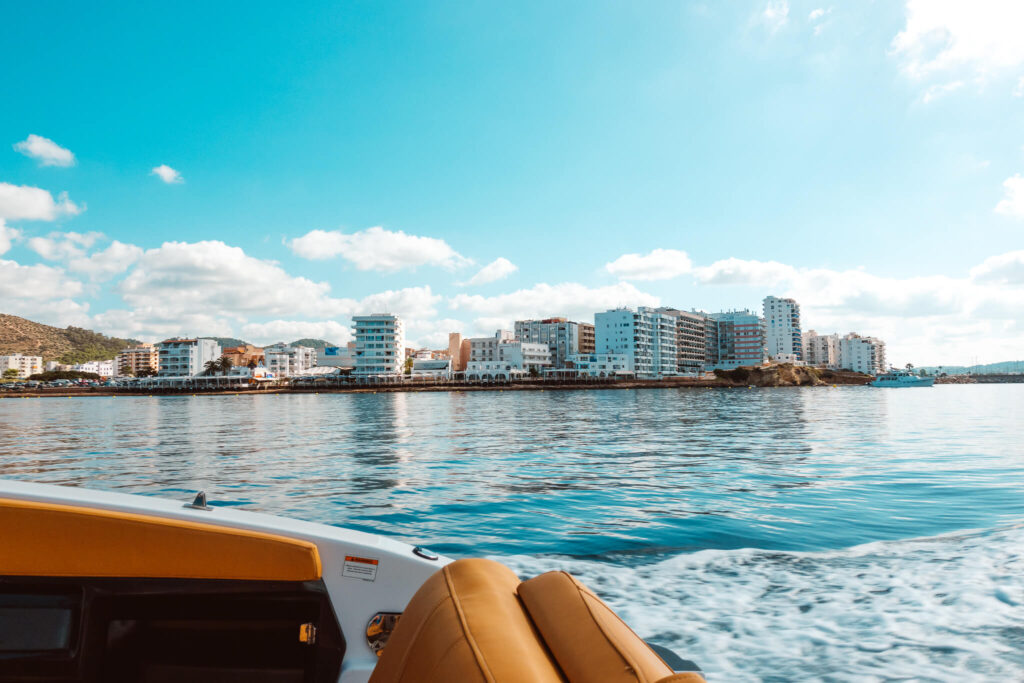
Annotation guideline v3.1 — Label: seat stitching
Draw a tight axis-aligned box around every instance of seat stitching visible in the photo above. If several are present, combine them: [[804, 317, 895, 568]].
[[444, 565, 497, 683], [386, 593, 456, 682]]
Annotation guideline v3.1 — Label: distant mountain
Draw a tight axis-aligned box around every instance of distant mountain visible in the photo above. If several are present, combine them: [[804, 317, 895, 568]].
[[289, 338, 337, 349], [0, 313, 140, 363], [917, 360, 1024, 375], [204, 337, 251, 349]]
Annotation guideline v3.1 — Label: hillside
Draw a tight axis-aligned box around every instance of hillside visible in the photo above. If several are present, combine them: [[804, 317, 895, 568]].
[[290, 338, 337, 349], [205, 337, 250, 349], [0, 314, 140, 363], [917, 361, 1024, 375]]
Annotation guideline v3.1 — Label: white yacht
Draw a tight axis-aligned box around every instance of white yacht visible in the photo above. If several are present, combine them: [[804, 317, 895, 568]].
[[0, 480, 702, 683], [870, 368, 935, 387]]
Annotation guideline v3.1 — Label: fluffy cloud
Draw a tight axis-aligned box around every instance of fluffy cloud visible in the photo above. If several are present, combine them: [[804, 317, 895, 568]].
[[0, 258, 89, 329], [970, 250, 1024, 285], [288, 226, 472, 272], [808, 8, 825, 21], [68, 240, 144, 280], [694, 257, 796, 285], [240, 320, 355, 346], [605, 249, 693, 281], [0, 182, 83, 221], [449, 282, 660, 335], [762, 0, 789, 32], [921, 80, 964, 103], [28, 231, 104, 260], [459, 257, 518, 286], [151, 164, 183, 184], [13, 134, 76, 167], [688, 253, 1024, 364], [892, 0, 1024, 85], [0, 221, 20, 255], [994, 174, 1024, 218]]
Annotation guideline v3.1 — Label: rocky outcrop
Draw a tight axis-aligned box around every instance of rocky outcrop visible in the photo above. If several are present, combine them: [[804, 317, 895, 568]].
[[713, 364, 871, 387]]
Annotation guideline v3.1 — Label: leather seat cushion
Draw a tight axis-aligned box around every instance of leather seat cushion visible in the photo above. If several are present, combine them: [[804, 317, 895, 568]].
[[517, 571, 676, 683], [369, 558, 564, 683]]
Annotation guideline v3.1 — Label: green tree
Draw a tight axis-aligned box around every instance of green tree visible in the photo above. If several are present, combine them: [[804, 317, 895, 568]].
[[217, 356, 234, 375], [2, 368, 20, 380], [203, 359, 219, 376], [136, 367, 157, 378], [403, 357, 413, 375]]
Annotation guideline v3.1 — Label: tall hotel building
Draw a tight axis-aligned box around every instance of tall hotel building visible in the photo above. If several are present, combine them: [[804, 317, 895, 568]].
[[352, 314, 405, 376], [595, 307, 678, 378], [763, 296, 803, 362], [653, 308, 707, 375], [705, 310, 766, 370], [116, 344, 159, 376]]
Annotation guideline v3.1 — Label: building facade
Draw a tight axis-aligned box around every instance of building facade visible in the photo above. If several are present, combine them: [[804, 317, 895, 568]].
[[655, 308, 708, 375], [578, 323, 595, 354], [74, 360, 115, 377], [117, 344, 159, 376], [514, 318, 591, 369], [222, 344, 264, 369], [317, 343, 356, 368], [595, 307, 678, 378], [263, 344, 317, 377], [411, 359, 452, 379], [839, 333, 886, 375], [565, 353, 634, 377], [763, 296, 803, 361], [802, 330, 839, 368], [467, 330, 516, 364], [0, 354, 43, 379], [156, 338, 222, 377], [352, 314, 405, 376], [705, 310, 766, 370]]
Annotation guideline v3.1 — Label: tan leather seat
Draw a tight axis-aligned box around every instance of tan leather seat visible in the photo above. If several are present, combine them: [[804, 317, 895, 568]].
[[368, 558, 564, 683], [371, 559, 703, 683], [518, 571, 702, 683]]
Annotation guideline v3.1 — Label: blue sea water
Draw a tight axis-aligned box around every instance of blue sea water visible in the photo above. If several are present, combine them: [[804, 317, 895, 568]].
[[2, 385, 1023, 680]]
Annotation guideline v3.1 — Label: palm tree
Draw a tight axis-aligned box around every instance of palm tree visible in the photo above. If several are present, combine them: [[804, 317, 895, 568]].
[[203, 359, 219, 376], [217, 356, 234, 375]]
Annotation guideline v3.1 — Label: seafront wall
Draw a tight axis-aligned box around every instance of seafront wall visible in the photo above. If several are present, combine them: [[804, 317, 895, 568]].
[[0, 369, 873, 398]]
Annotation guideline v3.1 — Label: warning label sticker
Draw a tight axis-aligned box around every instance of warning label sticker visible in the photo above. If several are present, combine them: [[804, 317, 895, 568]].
[[343, 555, 379, 582]]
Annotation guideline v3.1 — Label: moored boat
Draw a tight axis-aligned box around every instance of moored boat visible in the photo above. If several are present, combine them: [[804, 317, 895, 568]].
[[0, 480, 702, 682], [870, 368, 935, 387]]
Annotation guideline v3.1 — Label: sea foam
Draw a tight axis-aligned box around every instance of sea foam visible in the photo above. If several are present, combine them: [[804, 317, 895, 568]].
[[498, 524, 1024, 682]]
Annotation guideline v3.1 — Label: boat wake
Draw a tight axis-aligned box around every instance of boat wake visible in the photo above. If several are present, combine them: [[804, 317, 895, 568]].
[[496, 524, 1024, 681]]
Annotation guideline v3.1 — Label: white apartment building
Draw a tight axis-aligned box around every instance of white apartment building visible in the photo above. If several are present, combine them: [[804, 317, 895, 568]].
[[467, 330, 516, 363], [802, 330, 839, 368], [595, 307, 678, 378], [74, 360, 115, 377], [565, 353, 634, 377], [156, 338, 222, 377], [264, 344, 317, 377], [352, 314, 405, 376], [839, 333, 886, 375], [514, 318, 588, 368], [0, 354, 43, 379], [763, 296, 803, 362]]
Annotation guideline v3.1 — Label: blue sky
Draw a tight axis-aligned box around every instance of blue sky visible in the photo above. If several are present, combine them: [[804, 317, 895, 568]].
[[1, 1, 1022, 364]]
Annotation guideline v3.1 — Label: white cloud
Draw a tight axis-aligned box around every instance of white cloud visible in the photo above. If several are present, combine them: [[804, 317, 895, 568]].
[[151, 164, 183, 184], [970, 250, 1024, 285], [1015, 76, 1024, 97], [762, 0, 789, 32], [0, 182, 83, 221], [459, 257, 518, 286], [994, 174, 1024, 218], [289, 226, 472, 272], [0, 221, 20, 255], [892, 0, 1024, 86], [449, 282, 660, 334], [605, 248, 693, 281], [68, 240, 144, 280], [0, 258, 84, 303], [13, 134, 76, 167], [694, 257, 797, 286], [921, 80, 964, 103], [28, 231, 104, 260], [808, 8, 825, 21], [241, 320, 355, 346]]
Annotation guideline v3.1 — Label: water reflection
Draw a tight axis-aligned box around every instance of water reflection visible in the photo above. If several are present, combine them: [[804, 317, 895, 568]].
[[1, 386, 1023, 556]]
